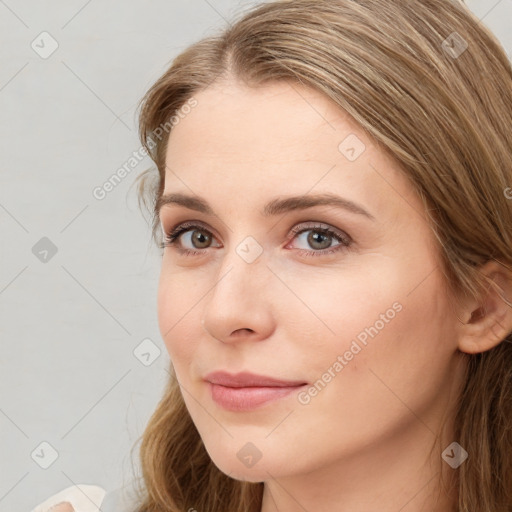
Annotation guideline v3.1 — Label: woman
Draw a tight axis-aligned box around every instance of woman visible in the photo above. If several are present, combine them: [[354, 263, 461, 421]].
[[44, 0, 512, 510]]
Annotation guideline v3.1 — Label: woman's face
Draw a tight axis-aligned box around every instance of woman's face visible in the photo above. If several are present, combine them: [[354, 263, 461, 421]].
[[157, 79, 466, 483]]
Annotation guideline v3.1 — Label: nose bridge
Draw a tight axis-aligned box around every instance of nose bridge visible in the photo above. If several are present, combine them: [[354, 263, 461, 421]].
[[212, 233, 268, 302], [201, 232, 274, 340]]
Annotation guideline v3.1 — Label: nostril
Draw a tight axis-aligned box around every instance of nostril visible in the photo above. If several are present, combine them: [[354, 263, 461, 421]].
[[233, 328, 254, 335]]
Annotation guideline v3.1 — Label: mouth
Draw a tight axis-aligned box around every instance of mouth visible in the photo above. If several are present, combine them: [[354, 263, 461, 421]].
[[208, 383, 308, 411], [204, 371, 308, 412]]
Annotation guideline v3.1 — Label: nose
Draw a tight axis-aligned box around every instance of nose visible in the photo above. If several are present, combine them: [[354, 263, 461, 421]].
[[201, 247, 275, 344]]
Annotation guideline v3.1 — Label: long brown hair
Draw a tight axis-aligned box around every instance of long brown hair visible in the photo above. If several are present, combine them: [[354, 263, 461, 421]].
[[129, 1, 512, 510]]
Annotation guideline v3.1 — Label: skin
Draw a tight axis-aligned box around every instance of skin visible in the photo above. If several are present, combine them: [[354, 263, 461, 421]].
[[157, 78, 511, 512], [47, 503, 74, 512]]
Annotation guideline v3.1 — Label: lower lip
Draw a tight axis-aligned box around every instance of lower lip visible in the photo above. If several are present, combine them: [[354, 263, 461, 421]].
[[208, 382, 306, 411]]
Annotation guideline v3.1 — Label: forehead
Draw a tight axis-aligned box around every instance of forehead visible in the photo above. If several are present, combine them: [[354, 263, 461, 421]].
[[166, 79, 360, 163], [163, 79, 423, 225]]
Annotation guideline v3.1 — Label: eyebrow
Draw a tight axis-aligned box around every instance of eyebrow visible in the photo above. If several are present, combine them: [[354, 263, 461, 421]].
[[157, 192, 376, 221]]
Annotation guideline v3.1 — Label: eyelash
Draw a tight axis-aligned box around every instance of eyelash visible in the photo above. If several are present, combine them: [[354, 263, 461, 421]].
[[160, 221, 353, 258]]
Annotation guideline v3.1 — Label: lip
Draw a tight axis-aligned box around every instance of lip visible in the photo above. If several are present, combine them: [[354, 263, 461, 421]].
[[204, 370, 307, 388], [204, 371, 308, 412]]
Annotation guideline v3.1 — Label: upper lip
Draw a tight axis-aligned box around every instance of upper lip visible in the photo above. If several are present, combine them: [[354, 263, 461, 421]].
[[204, 371, 307, 388]]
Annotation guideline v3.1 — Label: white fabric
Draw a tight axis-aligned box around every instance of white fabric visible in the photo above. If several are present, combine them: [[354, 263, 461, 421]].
[[30, 484, 106, 512]]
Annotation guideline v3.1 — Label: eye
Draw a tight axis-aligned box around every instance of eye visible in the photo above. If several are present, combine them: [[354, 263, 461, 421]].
[[160, 221, 220, 256], [286, 222, 352, 257], [161, 221, 353, 257]]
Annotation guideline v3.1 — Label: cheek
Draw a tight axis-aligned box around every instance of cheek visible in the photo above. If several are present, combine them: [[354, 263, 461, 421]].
[[279, 258, 451, 383], [277, 262, 401, 345], [157, 271, 200, 365], [289, 277, 454, 445]]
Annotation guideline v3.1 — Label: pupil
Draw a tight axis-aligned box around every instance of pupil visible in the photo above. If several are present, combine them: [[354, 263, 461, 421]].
[[310, 231, 330, 249], [194, 230, 209, 248]]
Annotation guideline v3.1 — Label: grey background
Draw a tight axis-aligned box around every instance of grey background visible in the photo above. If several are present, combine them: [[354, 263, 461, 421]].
[[0, 1, 510, 510]]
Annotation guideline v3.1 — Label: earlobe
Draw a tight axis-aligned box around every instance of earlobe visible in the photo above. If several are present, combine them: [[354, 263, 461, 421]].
[[457, 260, 512, 355]]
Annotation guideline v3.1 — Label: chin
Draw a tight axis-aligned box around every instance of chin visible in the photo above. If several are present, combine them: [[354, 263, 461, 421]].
[[204, 444, 292, 484], [215, 462, 267, 483]]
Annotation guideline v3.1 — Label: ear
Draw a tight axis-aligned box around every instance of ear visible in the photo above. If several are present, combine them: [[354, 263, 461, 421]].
[[456, 259, 512, 354]]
